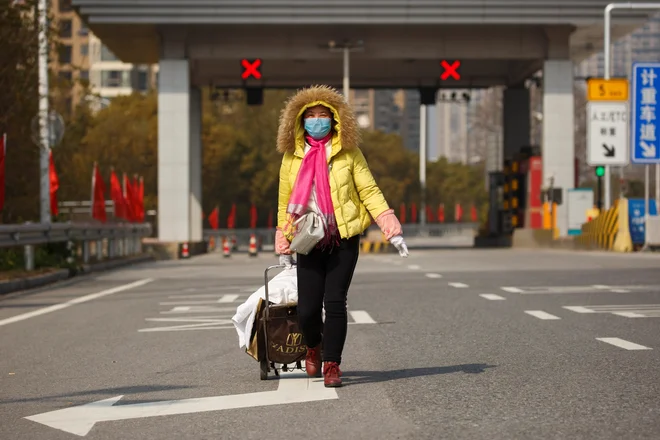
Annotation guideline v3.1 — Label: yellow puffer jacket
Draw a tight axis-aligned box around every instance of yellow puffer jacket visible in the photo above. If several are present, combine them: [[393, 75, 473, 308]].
[[277, 85, 390, 241]]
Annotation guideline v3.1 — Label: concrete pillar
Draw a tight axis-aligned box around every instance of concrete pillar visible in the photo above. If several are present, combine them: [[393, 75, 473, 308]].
[[542, 59, 574, 237], [503, 87, 530, 161], [158, 59, 191, 242], [189, 87, 203, 243]]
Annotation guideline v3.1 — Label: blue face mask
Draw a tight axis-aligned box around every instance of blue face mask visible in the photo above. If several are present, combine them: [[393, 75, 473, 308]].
[[304, 117, 332, 140]]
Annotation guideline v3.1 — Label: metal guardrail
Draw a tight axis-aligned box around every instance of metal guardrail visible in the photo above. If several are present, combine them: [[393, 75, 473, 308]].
[[202, 223, 480, 251], [0, 222, 153, 271]]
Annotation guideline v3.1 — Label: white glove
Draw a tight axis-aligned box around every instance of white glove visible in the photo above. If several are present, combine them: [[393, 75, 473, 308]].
[[390, 235, 409, 258], [279, 254, 296, 268]]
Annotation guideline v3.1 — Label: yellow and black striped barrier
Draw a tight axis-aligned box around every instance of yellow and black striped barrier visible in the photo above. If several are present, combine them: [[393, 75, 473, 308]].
[[360, 234, 393, 254], [577, 200, 619, 250]]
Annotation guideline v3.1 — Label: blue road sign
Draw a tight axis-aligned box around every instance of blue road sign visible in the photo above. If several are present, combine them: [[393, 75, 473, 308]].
[[628, 198, 658, 245], [631, 63, 660, 164]]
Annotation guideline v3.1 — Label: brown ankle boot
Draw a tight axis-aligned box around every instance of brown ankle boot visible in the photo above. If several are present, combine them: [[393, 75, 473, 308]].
[[323, 362, 342, 387], [305, 345, 321, 377]]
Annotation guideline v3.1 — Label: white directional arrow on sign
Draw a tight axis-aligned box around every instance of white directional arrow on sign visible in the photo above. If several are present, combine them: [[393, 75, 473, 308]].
[[641, 141, 657, 158], [25, 372, 337, 437]]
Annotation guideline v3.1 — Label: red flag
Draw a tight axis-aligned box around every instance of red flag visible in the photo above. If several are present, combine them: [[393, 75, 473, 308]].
[[132, 175, 141, 222], [109, 170, 126, 219], [49, 151, 59, 217], [123, 173, 136, 222], [138, 177, 144, 222], [399, 203, 406, 224], [267, 208, 274, 229], [208, 206, 219, 229], [227, 203, 236, 229], [411, 202, 417, 224], [438, 203, 445, 223], [0, 133, 6, 212], [470, 205, 478, 222], [426, 205, 434, 223], [250, 204, 257, 229], [91, 163, 107, 223], [455, 203, 463, 222]]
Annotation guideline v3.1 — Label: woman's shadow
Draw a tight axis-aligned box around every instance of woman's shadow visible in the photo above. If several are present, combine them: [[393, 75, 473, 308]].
[[341, 363, 495, 386]]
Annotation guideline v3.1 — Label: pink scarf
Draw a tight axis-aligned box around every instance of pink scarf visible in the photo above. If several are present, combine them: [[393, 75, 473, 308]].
[[286, 133, 339, 248]]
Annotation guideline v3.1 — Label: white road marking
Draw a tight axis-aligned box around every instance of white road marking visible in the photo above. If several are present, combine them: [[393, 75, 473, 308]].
[[160, 294, 242, 306], [448, 282, 469, 288], [596, 337, 652, 351], [611, 289, 631, 293], [524, 310, 561, 320], [425, 273, 442, 279], [500, 287, 523, 293], [0, 279, 154, 327], [349, 310, 377, 324], [25, 370, 336, 436], [479, 294, 506, 301], [407, 264, 420, 270], [564, 304, 660, 318], [161, 306, 236, 314], [563, 306, 596, 314], [592, 284, 611, 289]]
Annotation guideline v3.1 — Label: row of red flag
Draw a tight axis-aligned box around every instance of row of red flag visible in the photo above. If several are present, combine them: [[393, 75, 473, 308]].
[[203, 202, 478, 230], [206, 204, 266, 230], [399, 203, 478, 224], [91, 163, 145, 223]]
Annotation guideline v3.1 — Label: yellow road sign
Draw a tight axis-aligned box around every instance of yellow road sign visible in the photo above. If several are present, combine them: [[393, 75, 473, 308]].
[[587, 79, 629, 101]]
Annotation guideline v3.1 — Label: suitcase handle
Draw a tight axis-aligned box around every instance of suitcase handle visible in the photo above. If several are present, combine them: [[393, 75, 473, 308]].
[[263, 264, 296, 321]]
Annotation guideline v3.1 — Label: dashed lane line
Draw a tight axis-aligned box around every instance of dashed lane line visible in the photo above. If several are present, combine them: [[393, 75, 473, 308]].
[[524, 310, 561, 320], [480, 294, 506, 301], [425, 273, 442, 279], [596, 337, 652, 351], [500, 287, 523, 293], [448, 282, 469, 288], [407, 265, 421, 270]]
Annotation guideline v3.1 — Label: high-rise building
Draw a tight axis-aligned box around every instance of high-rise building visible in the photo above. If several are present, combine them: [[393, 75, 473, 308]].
[[88, 35, 157, 109], [577, 13, 660, 79], [52, 0, 157, 112], [52, 0, 91, 110]]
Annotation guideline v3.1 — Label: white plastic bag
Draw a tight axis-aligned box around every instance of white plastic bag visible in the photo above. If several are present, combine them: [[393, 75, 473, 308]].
[[232, 267, 298, 349]]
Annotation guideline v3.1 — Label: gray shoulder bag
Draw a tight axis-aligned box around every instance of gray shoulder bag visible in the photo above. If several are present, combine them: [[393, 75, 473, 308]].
[[289, 212, 325, 255]]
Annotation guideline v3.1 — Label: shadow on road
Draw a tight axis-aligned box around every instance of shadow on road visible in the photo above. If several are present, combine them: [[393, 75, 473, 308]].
[[0, 384, 197, 405], [342, 363, 496, 386]]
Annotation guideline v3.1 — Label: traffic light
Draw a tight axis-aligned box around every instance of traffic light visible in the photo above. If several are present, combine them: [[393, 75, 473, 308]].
[[595, 166, 604, 211]]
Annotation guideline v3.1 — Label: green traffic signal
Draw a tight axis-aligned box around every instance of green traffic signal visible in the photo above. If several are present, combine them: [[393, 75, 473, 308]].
[[595, 166, 605, 177]]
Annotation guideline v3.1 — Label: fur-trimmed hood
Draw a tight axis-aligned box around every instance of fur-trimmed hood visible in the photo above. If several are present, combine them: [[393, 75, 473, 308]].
[[276, 85, 361, 156]]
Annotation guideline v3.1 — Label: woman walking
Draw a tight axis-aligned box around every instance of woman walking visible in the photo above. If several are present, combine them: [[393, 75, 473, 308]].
[[275, 85, 408, 387]]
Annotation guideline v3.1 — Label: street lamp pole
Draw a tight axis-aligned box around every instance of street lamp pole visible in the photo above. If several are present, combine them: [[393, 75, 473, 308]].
[[343, 47, 350, 104], [326, 40, 364, 104], [38, 0, 51, 223]]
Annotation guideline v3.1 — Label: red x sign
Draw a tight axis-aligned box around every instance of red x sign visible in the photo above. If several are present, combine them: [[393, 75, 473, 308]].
[[440, 60, 461, 80], [241, 59, 262, 80]]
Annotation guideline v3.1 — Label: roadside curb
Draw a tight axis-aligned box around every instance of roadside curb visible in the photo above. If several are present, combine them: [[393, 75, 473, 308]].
[[0, 269, 71, 296], [0, 254, 155, 296]]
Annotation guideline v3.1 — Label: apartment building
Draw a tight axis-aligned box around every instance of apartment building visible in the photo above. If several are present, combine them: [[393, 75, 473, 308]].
[[52, 0, 156, 111], [52, 0, 90, 110]]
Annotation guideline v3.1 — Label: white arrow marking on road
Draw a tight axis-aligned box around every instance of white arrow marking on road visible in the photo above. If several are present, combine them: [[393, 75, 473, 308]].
[[25, 372, 337, 436], [641, 141, 656, 158]]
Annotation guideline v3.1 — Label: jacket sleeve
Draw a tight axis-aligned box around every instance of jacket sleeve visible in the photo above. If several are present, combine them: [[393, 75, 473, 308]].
[[352, 148, 390, 220], [277, 154, 292, 231]]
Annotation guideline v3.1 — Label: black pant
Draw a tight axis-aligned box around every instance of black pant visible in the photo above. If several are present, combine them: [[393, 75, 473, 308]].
[[296, 234, 360, 365]]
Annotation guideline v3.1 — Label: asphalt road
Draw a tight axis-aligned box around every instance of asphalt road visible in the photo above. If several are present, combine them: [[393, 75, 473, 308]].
[[1, 247, 659, 439]]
